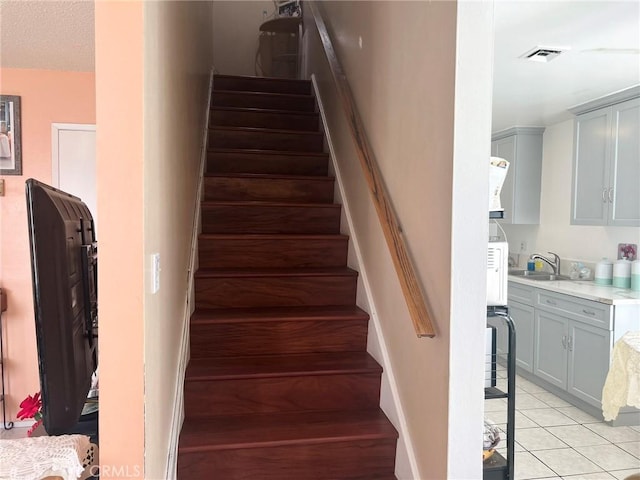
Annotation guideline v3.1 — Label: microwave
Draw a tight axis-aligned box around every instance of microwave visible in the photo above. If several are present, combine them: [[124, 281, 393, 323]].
[[487, 241, 508, 306]]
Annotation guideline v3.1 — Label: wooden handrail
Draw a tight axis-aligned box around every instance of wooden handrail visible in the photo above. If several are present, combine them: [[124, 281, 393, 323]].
[[307, 1, 435, 338]]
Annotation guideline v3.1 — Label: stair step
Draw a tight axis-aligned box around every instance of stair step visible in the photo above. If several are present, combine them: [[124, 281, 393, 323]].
[[213, 74, 311, 95], [208, 148, 329, 176], [212, 90, 315, 112], [209, 126, 324, 152], [201, 201, 341, 235], [198, 233, 347, 268], [194, 267, 358, 308], [211, 107, 319, 131], [203, 173, 334, 203], [178, 410, 397, 480], [184, 352, 382, 416], [190, 305, 369, 357]]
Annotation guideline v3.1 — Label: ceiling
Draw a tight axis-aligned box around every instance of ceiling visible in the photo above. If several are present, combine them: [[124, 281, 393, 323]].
[[0, 1, 94, 72], [0, 1, 638, 131], [492, 1, 640, 132]]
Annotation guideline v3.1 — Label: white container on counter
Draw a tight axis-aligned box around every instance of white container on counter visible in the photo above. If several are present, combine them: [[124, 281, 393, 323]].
[[595, 258, 614, 285], [613, 259, 631, 289], [631, 260, 640, 291]]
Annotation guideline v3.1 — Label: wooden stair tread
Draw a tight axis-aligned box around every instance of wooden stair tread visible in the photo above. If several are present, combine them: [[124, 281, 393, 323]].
[[179, 409, 398, 452], [210, 125, 323, 136], [191, 305, 369, 324], [209, 147, 328, 158], [195, 267, 358, 278], [214, 74, 311, 85], [185, 352, 382, 381], [204, 172, 334, 182], [198, 233, 348, 243], [201, 200, 339, 208], [213, 89, 314, 100], [211, 105, 319, 117]]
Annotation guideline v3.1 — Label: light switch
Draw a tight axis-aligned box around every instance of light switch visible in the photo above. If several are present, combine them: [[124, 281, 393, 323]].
[[151, 253, 160, 294]]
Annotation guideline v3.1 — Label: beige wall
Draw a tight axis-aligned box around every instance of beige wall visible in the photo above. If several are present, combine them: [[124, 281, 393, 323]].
[[143, 1, 213, 478], [212, 0, 274, 76], [503, 118, 640, 269], [0, 68, 95, 422], [304, 1, 494, 478], [305, 2, 453, 478]]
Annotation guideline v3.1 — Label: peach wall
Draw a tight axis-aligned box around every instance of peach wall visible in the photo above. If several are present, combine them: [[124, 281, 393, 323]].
[[95, 2, 145, 478], [0, 68, 95, 421]]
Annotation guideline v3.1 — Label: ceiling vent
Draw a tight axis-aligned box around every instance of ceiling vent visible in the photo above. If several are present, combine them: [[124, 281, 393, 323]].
[[520, 46, 570, 63]]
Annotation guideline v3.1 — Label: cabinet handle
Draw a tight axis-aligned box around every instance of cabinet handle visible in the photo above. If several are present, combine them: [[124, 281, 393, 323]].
[[602, 188, 608, 203], [562, 335, 568, 349], [546, 299, 557, 306], [568, 336, 573, 351], [608, 188, 614, 203], [582, 309, 596, 316]]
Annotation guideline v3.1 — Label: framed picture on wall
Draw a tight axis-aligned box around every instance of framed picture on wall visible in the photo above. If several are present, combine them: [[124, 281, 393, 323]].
[[0, 95, 22, 176]]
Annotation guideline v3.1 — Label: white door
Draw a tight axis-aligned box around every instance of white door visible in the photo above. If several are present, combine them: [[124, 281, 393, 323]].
[[52, 124, 97, 235]]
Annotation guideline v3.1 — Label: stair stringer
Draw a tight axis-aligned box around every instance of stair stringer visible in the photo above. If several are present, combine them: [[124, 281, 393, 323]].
[[311, 74, 420, 480], [165, 67, 215, 480]]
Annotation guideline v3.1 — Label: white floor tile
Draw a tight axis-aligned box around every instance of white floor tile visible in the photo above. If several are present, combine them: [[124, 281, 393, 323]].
[[516, 427, 569, 451], [518, 379, 551, 394], [519, 393, 553, 410], [516, 411, 542, 429], [630, 425, 640, 433], [609, 469, 640, 480], [485, 398, 508, 413], [561, 473, 615, 479], [575, 444, 640, 472], [585, 424, 640, 444], [546, 425, 611, 448], [618, 441, 640, 459], [555, 406, 602, 425], [522, 409, 578, 427], [534, 392, 573, 408], [515, 451, 558, 479], [531, 448, 603, 476]]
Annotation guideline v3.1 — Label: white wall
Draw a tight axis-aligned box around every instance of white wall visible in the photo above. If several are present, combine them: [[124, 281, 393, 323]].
[[503, 118, 640, 270], [212, 0, 274, 76]]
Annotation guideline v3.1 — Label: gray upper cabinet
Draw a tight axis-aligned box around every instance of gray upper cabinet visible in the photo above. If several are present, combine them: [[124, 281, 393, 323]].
[[491, 127, 545, 224], [571, 93, 640, 227]]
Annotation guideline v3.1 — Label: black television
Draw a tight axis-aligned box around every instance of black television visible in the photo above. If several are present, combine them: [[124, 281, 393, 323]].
[[26, 179, 98, 436]]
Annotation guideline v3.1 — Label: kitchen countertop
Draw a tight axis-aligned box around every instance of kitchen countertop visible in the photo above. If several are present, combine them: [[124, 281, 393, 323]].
[[508, 275, 640, 305]]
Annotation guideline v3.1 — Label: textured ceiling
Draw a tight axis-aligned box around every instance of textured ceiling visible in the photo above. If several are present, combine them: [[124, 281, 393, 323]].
[[0, 1, 94, 72]]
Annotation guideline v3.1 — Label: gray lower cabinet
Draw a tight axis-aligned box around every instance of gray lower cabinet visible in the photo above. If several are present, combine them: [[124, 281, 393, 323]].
[[507, 281, 626, 412], [510, 301, 534, 373], [568, 321, 611, 408], [533, 309, 569, 390]]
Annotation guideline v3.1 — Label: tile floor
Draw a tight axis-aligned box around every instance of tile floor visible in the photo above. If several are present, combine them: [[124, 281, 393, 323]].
[[486, 367, 640, 480]]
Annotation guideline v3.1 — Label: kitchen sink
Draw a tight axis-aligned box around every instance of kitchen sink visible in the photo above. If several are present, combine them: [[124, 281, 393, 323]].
[[508, 269, 571, 281]]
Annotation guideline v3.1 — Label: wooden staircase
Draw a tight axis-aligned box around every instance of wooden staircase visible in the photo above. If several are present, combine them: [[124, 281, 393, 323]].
[[178, 75, 398, 479]]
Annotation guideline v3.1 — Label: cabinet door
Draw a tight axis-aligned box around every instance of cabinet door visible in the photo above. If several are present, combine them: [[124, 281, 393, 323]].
[[567, 321, 611, 408], [571, 108, 611, 225], [493, 136, 516, 224], [510, 301, 535, 373], [534, 310, 568, 389], [609, 98, 640, 226]]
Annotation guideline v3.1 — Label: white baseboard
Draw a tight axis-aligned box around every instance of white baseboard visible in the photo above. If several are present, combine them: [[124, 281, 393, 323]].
[[165, 67, 215, 480], [310, 75, 420, 480]]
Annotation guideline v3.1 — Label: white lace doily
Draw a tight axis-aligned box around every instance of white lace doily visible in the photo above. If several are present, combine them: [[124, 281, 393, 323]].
[[0, 434, 92, 480], [602, 331, 640, 421]]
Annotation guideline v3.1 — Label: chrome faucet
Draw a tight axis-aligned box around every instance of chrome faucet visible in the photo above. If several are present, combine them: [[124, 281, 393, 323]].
[[530, 252, 561, 275]]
